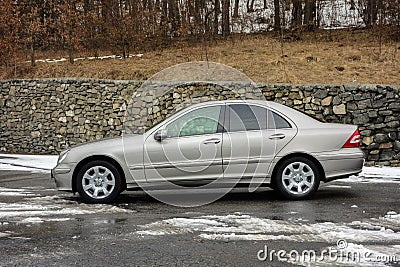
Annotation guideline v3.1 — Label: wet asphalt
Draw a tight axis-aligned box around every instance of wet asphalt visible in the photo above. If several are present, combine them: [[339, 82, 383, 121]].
[[0, 170, 399, 267]]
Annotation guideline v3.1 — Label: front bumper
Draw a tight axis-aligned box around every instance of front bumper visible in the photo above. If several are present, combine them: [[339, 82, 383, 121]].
[[52, 163, 76, 192]]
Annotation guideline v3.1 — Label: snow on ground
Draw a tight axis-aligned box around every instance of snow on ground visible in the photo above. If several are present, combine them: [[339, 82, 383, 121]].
[[0, 232, 11, 238], [0, 154, 58, 172], [0, 198, 133, 224], [342, 166, 400, 183], [360, 166, 400, 178], [0, 187, 39, 197], [232, 0, 364, 33], [0, 186, 133, 226], [136, 212, 400, 266], [136, 213, 400, 243], [24, 53, 144, 64], [0, 202, 92, 219]]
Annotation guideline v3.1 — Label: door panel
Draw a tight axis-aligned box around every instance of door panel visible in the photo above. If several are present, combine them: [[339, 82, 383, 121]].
[[222, 130, 275, 179], [222, 104, 296, 180], [144, 105, 224, 182]]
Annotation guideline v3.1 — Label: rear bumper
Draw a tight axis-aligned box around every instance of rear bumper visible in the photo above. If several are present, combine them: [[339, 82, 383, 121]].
[[314, 148, 364, 181]]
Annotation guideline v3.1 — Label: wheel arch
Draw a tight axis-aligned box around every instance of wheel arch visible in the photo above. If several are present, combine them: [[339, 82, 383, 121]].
[[271, 152, 326, 187], [72, 155, 127, 193]]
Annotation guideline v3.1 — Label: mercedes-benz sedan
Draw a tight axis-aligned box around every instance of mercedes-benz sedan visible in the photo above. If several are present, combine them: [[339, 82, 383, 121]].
[[52, 100, 364, 203]]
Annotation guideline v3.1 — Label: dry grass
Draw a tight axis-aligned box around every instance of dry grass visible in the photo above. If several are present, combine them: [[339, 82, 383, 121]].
[[2, 29, 400, 85]]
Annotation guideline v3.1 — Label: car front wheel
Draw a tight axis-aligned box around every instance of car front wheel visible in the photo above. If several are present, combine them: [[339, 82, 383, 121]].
[[274, 157, 321, 200], [76, 160, 122, 204]]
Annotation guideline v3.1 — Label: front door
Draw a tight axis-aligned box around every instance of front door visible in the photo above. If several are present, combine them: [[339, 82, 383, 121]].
[[144, 105, 224, 184]]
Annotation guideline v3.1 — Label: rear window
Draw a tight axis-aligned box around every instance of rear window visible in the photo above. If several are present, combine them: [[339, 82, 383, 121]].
[[228, 104, 267, 131], [227, 104, 292, 131], [269, 111, 292, 129]]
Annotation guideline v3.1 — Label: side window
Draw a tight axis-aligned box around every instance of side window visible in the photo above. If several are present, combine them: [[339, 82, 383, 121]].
[[268, 110, 292, 129], [166, 106, 221, 137], [228, 104, 267, 131]]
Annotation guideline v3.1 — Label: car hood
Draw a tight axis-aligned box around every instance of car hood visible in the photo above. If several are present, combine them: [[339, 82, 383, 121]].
[[65, 134, 144, 163]]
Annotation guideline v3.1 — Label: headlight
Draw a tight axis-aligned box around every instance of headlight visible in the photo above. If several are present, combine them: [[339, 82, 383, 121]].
[[58, 149, 70, 164]]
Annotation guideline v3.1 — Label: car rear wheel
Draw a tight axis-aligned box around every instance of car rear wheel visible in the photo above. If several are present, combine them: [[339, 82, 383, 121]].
[[274, 157, 320, 200], [76, 160, 122, 204]]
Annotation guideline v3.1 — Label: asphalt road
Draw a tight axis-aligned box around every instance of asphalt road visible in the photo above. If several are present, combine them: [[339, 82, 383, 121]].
[[0, 170, 399, 267]]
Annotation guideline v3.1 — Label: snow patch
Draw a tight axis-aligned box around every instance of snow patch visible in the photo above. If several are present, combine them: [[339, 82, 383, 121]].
[[136, 213, 400, 244], [361, 166, 400, 178], [343, 166, 400, 184], [0, 154, 58, 172], [324, 185, 352, 189], [0, 203, 91, 219], [20, 217, 44, 224], [0, 189, 132, 224], [18, 217, 71, 224], [26, 53, 144, 64], [0, 202, 132, 220], [377, 211, 400, 227], [0, 232, 11, 238], [0, 187, 38, 197]]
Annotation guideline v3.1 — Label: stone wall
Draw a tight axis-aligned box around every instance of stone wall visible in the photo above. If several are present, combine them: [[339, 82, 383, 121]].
[[0, 79, 399, 166]]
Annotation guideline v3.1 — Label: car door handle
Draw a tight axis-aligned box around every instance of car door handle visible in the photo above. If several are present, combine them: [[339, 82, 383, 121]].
[[269, 133, 286, 140], [203, 138, 221, 144]]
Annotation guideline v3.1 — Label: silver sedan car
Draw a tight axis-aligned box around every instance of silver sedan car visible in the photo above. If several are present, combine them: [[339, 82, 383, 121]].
[[52, 100, 364, 203]]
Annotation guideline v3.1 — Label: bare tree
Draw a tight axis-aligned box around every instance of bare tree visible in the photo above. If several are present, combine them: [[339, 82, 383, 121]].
[[214, 0, 221, 35], [274, 0, 281, 31], [0, 0, 21, 68], [292, 0, 302, 28], [366, 0, 378, 26], [222, 0, 230, 36], [247, 0, 255, 12], [57, 0, 84, 64], [233, 0, 240, 18], [304, 0, 317, 30], [20, 1, 46, 67]]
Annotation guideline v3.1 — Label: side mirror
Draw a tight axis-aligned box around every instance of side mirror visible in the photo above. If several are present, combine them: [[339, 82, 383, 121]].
[[154, 129, 167, 142]]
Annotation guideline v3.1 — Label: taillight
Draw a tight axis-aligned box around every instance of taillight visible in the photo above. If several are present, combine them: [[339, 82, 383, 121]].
[[342, 129, 361, 148]]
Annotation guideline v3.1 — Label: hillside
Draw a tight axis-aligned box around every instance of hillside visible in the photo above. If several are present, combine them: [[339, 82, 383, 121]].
[[2, 29, 399, 85]]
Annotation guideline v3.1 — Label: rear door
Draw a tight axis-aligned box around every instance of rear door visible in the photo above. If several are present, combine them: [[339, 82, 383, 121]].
[[222, 103, 296, 180]]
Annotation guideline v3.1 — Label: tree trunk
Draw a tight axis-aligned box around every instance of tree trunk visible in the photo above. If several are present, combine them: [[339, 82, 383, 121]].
[[194, 0, 201, 33], [30, 34, 35, 67], [246, 0, 253, 12], [233, 0, 239, 18], [304, 0, 316, 31], [366, 0, 378, 26], [214, 0, 221, 34], [69, 45, 74, 64], [222, 0, 230, 36], [168, 0, 176, 33], [273, 0, 280, 31], [161, 0, 168, 38], [292, 0, 302, 28]]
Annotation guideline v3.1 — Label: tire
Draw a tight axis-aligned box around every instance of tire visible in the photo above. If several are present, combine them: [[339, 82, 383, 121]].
[[273, 157, 321, 200], [76, 160, 122, 204]]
